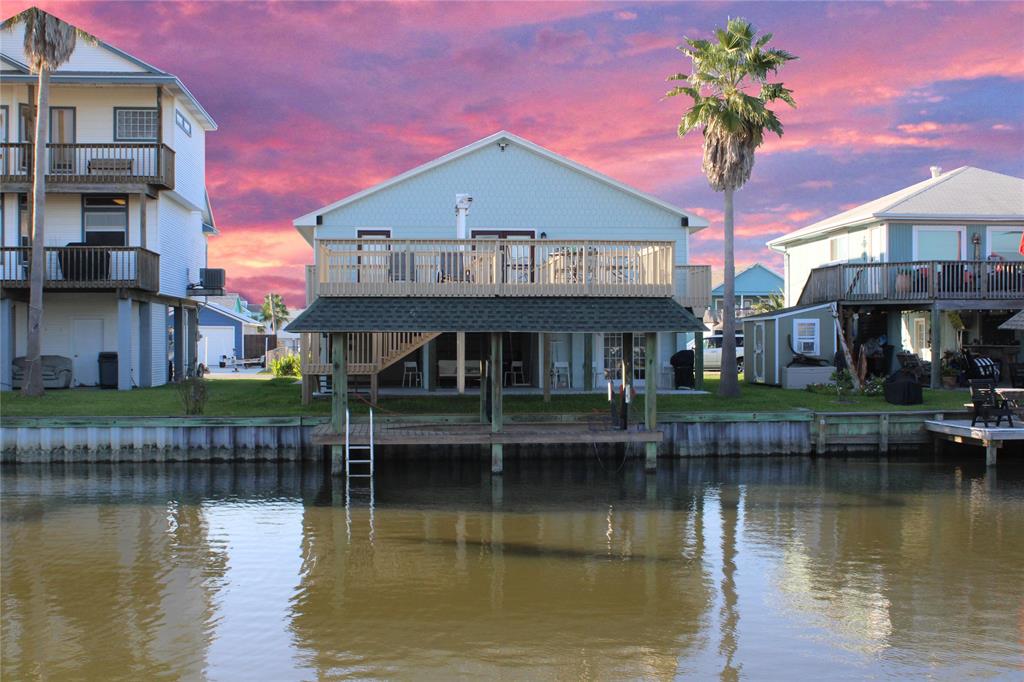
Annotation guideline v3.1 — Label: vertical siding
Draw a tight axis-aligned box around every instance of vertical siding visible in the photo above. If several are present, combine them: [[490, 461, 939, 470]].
[[151, 304, 168, 386], [888, 223, 913, 261]]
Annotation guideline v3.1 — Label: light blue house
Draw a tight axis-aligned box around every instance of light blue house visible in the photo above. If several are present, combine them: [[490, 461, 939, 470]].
[[768, 166, 1024, 387], [710, 263, 784, 314], [290, 131, 712, 397], [197, 300, 260, 367]]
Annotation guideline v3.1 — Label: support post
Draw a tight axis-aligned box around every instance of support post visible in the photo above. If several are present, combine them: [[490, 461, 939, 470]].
[[456, 331, 466, 394], [930, 306, 941, 389], [621, 332, 633, 430], [139, 301, 151, 388], [117, 297, 133, 390], [542, 332, 552, 403], [985, 441, 998, 467], [644, 332, 658, 472], [331, 332, 349, 477], [187, 306, 199, 376], [423, 339, 435, 391], [878, 413, 889, 454], [172, 304, 184, 381], [490, 331, 503, 474], [480, 357, 488, 424], [583, 332, 594, 392], [694, 330, 704, 389], [369, 373, 379, 405], [0, 298, 14, 391]]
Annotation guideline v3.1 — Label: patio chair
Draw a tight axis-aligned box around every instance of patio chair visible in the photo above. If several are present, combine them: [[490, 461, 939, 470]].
[[504, 360, 527, 386], [552, 361, 570, 388], [969, 379, 1014, 428], [402, 361, 422, 388]]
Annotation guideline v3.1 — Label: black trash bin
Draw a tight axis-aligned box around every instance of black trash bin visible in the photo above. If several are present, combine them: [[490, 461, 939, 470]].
[[884, 369, 922, 405], [98, 352, 118, 389], [669, 349, 695, 389]]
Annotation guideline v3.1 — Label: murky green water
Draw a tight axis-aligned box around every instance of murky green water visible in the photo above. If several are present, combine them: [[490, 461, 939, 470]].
[[2, 456, 1022, 680]]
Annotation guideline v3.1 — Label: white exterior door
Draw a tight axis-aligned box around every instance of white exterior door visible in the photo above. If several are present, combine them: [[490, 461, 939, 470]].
[[753, 322, 766, 383], [71, 318, 104, 386], [202, 326, 236, 365]]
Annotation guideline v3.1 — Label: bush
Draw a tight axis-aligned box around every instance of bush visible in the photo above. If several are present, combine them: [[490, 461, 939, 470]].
[[177, 376, 208, 415], [270, 354, 302, 378]]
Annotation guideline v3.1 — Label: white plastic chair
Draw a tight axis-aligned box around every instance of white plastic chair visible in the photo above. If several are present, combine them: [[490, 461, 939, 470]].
[[552, 361, 570, 388], [402, 361, 422, 387]]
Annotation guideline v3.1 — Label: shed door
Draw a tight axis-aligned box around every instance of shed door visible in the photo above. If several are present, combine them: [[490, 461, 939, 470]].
[[753, 321, 766, 383]]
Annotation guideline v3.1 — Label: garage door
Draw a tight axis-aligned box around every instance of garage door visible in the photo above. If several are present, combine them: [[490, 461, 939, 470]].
[[200, 326, 237, 366]]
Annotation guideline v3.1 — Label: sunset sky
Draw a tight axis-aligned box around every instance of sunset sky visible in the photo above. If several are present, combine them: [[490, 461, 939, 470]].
[[8, 1, 1024, 306]]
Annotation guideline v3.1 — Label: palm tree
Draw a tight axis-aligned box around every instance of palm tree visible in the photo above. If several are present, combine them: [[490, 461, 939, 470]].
[[750, 292, 786, 315], [2, 8, 95, 396], [667, 18, 796, 397], [260, 293, 290, 335]]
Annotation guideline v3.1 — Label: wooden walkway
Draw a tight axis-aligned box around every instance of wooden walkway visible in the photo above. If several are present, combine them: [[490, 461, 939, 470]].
[[925, 419, 1024, 466], [313, 421, 662, 447]]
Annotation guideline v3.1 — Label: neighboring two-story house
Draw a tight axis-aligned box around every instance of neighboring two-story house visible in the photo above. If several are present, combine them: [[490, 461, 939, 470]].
[[0, 15, 223, 390], [765, 166, 1024, 387], [289, 131, 711, 401]]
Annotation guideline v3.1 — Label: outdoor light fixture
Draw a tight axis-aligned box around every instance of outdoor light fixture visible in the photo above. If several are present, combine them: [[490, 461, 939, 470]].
[[539, 231, 548, 239], [498, 140, 509, 151]]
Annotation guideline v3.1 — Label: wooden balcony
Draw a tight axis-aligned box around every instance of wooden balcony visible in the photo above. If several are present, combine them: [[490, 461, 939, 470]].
[[316, 238, 700, 301], [0, 142, 175, 190], [0, 246, 160, 292], [798, 260, 1024, 305]]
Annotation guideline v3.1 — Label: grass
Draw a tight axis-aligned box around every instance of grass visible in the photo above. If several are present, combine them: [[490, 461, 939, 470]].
[[1, 373, 971, 418]]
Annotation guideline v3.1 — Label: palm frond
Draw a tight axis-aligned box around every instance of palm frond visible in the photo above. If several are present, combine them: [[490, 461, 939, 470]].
[[2, 7, 98, 72]]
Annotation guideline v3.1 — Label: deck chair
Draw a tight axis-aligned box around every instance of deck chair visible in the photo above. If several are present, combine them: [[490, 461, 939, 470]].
[[969, 379, 1014, 428]]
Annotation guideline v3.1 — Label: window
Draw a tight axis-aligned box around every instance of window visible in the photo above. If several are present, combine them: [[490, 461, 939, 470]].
[[83, 195, 128, 246], [114, 108, 158, 141], [828, 234, 847, 262], [793, 318, 820, 355], [987, 226, 1024, 262], [175, 109, 192, 137], [603, 333, 645, 381], [913, 225, 965, 261]]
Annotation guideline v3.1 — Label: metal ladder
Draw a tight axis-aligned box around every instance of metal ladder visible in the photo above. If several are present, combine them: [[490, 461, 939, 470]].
[[344, 407, 375, 479]]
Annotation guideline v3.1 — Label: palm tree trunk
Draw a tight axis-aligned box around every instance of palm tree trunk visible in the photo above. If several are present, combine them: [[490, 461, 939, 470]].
[[22, 68, 50, 397], [719, 186, 740, 397]]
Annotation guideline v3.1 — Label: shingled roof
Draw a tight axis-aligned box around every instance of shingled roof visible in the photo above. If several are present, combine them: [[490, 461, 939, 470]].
[[286, 297, 706, 333]]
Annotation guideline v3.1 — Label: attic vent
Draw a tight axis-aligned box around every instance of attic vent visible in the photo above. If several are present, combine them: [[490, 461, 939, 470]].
[[930, 166, 942, 178]]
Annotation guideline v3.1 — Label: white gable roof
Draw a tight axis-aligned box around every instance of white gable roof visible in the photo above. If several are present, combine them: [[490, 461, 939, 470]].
[[294, 131, 709, 235], [0, 16, 216, 129], [769, 167, 1024, 250]]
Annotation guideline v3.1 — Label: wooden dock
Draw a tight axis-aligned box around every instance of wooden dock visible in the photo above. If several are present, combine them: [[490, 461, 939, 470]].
[[313, 421, 662, 447], [924, 419, 1024, 466]]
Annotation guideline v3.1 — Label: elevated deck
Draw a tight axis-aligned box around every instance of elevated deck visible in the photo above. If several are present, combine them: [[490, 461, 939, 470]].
[[313, 421, 662, 447], [925, 418, 1024, 466]]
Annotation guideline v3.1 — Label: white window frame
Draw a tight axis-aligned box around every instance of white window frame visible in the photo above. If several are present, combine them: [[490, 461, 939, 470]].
[[175, 109, 192, 137], [912, 317, 929, 350], [114, 108, 158, 142], [911, 225, 967, 261], [985, 225, 1023, 260], [827, 234, 847, 263], [793, 318, 820, 355]]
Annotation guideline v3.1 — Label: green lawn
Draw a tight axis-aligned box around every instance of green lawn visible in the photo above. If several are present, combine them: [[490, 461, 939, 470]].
[[1, 374, 970, 418]]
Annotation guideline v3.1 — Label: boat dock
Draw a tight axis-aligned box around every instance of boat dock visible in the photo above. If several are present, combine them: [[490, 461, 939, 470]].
[[925, 419, 1024, 466]]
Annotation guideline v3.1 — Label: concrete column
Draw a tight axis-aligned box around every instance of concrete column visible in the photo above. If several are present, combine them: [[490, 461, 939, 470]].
[[645, 332, 658, 471], [490, 331, 503, 474], [139, 301, 151, 388], [694, 330, 704, 389], [583, 332, 594, 392], [187, 307, 199, 375], [117, 297, 132, 390], [930, 306, 941, 389], [0, 298, 14, 391], [423, 339, 434, 391], [541, 332, 552, 402], [887, 310, 903, 374], [456, 331, 466, 394]]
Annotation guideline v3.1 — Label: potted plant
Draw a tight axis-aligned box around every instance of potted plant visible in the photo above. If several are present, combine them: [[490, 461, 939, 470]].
[[941, 365, 958, 389]]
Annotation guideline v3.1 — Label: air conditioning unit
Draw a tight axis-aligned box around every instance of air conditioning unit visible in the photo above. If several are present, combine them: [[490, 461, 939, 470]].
[[200, 268, 225, 289]]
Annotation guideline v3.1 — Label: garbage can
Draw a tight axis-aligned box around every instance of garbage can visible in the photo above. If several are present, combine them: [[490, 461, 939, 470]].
[[669, 350, 695, 389], [98, 352, 118, 389]]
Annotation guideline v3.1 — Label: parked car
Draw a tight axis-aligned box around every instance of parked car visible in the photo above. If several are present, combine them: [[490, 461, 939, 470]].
[[688, 333, 745, 373]]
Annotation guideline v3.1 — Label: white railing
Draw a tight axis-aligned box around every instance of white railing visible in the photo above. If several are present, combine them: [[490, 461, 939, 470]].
[[316, 238, 677, 297]]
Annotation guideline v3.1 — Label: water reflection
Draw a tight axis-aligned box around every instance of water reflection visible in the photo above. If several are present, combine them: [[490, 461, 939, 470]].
[[2, 456, 1022, 680]]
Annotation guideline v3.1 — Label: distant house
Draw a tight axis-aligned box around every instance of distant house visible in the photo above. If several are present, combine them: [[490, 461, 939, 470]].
[[710, 263, 784, 315], [0, 13, 223, 390], [198, 301, 260, 367], [767, 166, 1024, 387]]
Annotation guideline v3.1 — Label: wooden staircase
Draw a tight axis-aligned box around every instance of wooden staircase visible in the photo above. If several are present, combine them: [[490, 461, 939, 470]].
[[300, 331, 441, 403]]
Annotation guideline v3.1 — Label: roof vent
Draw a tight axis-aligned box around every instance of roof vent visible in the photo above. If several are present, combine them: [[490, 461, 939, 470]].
[[930, 166, 942, 178]]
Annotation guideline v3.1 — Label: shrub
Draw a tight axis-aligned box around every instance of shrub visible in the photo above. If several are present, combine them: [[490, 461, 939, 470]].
[[177, 376, 208, 415], [270, 354, 302, 378]]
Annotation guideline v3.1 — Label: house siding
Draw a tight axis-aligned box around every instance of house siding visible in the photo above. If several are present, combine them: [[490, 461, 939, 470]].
[[318, 142, 690, 264], [169, 98, 206, 210], [157, 196, 205, 297]]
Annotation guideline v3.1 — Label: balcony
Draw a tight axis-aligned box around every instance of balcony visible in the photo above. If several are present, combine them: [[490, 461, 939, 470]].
[[799, 260, 1024, 305], [1, 246, 160, 292], [315, 238, 711, 307], [0, 142, 175, 190]]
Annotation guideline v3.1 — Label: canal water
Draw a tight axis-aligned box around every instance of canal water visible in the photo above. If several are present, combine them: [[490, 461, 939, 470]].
[[2, 456, 1022, 680]]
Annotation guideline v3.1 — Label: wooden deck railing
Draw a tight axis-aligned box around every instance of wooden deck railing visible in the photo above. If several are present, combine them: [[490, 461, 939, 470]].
[[300, 330, 439, 376], [0, 246, 160, 292], [674, 264, 712, 309], [316, 238, 679, 298], [799, 260, 1024, 305], [0, 142, 175, 188]]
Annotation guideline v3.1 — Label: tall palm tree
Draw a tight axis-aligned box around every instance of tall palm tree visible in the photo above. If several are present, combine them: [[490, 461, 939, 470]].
[[667, 18, 796, 397], [260, 293, 290, 335], [2, 8, 95, 396]]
